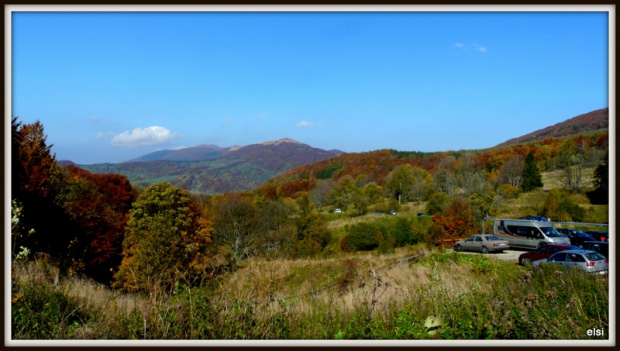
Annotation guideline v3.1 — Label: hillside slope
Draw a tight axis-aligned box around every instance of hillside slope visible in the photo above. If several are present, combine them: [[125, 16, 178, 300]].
[[80, 138, 340, 194], [497, 107, 608, 147]]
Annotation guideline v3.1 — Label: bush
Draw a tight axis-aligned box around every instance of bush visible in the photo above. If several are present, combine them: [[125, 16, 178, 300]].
[[541, 188, 586, 222], [342, 222, 384, 252]]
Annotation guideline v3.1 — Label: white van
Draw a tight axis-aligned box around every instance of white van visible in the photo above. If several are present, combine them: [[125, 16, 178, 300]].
[[493, 218, 570, 249]]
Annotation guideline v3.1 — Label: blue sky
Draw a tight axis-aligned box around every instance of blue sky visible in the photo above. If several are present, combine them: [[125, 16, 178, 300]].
[[10, 8, 610, 164]]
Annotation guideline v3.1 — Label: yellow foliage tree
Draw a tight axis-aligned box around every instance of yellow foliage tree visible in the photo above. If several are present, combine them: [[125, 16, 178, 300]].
[[112, 183, 214, 294]]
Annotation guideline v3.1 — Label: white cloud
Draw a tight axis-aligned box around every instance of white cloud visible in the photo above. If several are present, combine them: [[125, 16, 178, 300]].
[[111, 126, 181, 147], [88, 115, 114, 123], [296, 120, 313, 128], [473, 44, 488, 53], [454, 42, 488, 53]]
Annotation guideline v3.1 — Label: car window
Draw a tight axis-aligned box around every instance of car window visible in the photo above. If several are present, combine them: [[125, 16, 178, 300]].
[[475, 237, 483, 242], [486, 235, 501, 241], [549, 247, 559, 254], [550, 253, 566, 262], [568, 254, 585, 262], [536, 246, 547, 254], [586, 252, 606, 261]]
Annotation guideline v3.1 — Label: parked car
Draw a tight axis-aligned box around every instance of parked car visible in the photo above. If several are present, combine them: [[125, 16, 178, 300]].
[[533, 249, 608, 276], [389, 210, 397, 215], [334, 208, 342, 214], [454, 234, 510, 254], [519, 215, 548, 222], [556, 228, 598, 248], [518, 244, 580, 265], [585, 230, 609, 242], [581, 241, 609, 258], [417, 212, 425, 217]]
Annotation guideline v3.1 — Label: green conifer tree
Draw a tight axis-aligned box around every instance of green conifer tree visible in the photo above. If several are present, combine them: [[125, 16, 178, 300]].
[[521, 152, 543, 192]]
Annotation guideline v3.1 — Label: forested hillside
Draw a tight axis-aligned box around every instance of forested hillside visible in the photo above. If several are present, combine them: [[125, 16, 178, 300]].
[[498, 107, 608, 146], [80, 139, 340, 194], [258, 131, 608, 201]]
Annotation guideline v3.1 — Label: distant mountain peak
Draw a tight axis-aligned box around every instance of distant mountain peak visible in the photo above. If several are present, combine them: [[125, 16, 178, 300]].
[[258, 138, 303, 146]]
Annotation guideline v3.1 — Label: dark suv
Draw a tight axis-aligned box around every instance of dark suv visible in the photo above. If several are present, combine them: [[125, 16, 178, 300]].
[[556, 228, 597, 248], [585, 230, 609, 242]]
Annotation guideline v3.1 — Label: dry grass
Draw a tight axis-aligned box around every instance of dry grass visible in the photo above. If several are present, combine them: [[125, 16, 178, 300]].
[[215, 246, 465, 320], [541, 167, 595, 191], [12, 261, 145, 317]]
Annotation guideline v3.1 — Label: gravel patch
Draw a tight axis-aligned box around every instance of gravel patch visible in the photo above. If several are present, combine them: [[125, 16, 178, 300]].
[[444, 248, 530, 264]]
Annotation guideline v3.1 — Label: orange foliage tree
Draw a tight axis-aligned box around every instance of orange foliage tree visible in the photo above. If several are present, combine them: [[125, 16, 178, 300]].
[[431, 197, 476, 246]]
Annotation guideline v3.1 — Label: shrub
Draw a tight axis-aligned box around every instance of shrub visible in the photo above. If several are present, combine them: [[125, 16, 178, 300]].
[[541, 188, 586, 222], [342, 222, 384, 251]]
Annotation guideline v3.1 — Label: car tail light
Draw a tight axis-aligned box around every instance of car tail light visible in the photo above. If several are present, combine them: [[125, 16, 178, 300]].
[[605, 259, 608, 264], [586, 262, 596, 267], [493, 244, 498, 247]]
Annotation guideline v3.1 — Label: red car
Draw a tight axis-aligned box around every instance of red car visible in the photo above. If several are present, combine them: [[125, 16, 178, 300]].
[[519, 244, 581, 265]]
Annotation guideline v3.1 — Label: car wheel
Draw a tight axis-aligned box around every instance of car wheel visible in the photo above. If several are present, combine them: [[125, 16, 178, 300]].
[[455, 244, 462, 252], [481, 246, 489, 254], [522, 258, 531, 266]]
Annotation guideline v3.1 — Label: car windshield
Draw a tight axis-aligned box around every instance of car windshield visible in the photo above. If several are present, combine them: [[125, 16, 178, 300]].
[[540, 226, 562, 237], [585, 252, 606, 261]]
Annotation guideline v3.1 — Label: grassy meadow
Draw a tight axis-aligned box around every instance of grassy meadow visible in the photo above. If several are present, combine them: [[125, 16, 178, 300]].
[[10, 168, 610, 342], [11, 243, 609, 341]]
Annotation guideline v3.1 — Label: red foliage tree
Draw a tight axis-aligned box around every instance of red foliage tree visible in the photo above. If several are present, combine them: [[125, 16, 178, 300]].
[[431, 197, 475, 245], [62, 166, 138, 282]]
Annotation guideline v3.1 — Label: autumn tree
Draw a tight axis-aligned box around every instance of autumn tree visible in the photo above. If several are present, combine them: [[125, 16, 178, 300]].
[[431, 197, 475, 243], [11, 119, 73, 262], [253, 199, 296, 257], [210, 193, 259, 266], [425, 192, 450, 215], [295, 195, 332, 257], [327, 175, 368, 215], [384, 164, 415, 203], [558, 139, 587, 193], [588, 152, 608, 204], [60, 166, 137, 282], [362, 182, 383, 204], [520, 152, 543, 192], [433, 168, 457, 196], [540, 188, 585, 222], [498, 155, 523, 188], [459, 170, 489, 197], [309, 179, 335, 208], [469, 191, 501, 234], [113, 183, 214, 294]]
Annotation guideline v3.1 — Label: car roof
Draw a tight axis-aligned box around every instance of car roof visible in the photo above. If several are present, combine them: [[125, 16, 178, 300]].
[[556, 249, 597, 255], [541, 243, 578, 248], [583, 241, 608, 245]]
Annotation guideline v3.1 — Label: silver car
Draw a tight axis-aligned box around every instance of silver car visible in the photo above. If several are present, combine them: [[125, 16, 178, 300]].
[[454, 234, 510, 254], [533, 249, 608, 275]]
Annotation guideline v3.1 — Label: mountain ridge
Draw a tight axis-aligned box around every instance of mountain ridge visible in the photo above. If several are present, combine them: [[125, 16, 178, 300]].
[[79, 138, 343, 194], [74, 108, 608, 195], [497, 107, 608, 147]]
